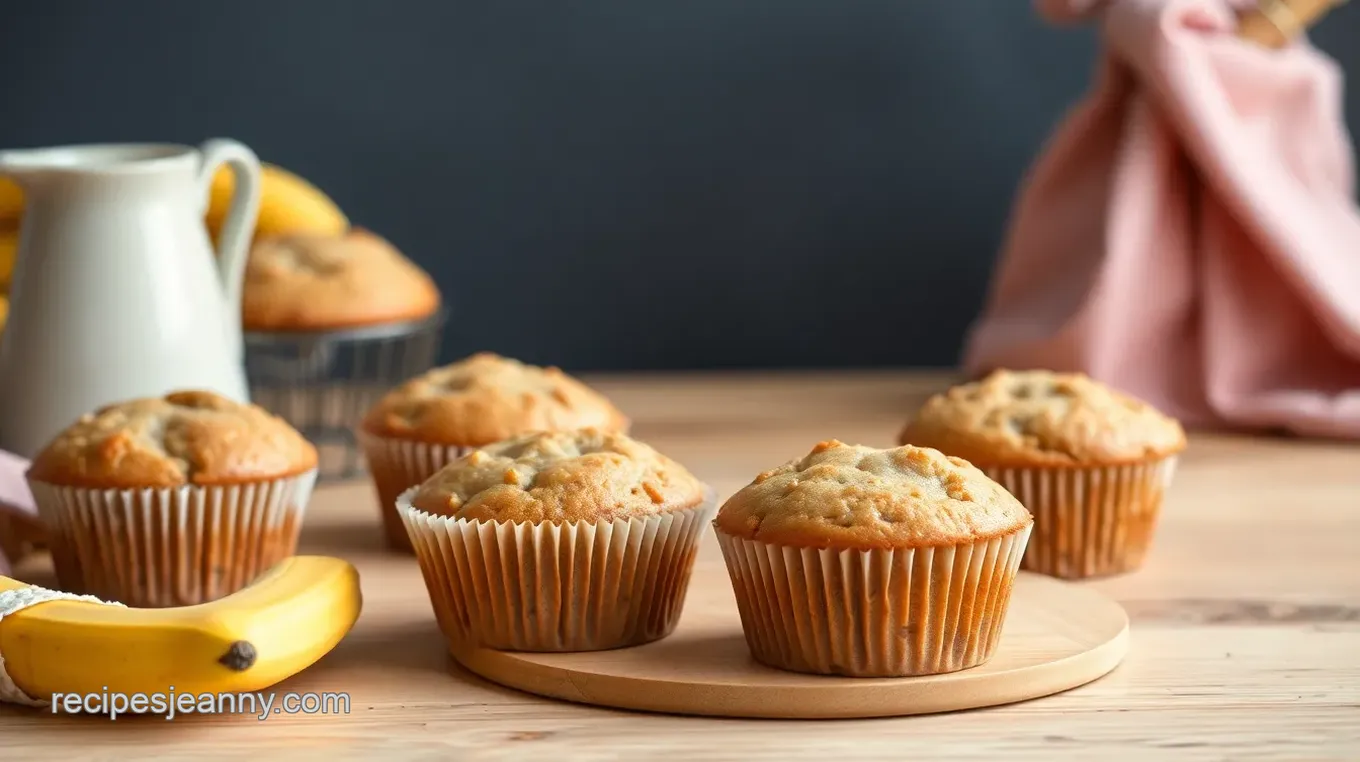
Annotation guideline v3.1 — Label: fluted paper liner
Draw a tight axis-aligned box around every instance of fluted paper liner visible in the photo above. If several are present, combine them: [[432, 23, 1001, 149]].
[[984, 457, 1177, 579], [714, 523, 1031, 677], [398, 487, 717, 653], [358, 431, 471, 552], [27, 470, 316, 608]]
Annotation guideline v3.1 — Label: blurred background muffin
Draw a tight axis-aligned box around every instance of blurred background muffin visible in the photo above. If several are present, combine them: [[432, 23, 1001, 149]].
[[219, 169, 446, 483], [243, 229, 440, 332], [359, 352, 629, 551]]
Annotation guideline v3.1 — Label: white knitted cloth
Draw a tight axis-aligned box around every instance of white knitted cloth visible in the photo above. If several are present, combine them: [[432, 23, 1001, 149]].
[[0, 586, 124, 706]]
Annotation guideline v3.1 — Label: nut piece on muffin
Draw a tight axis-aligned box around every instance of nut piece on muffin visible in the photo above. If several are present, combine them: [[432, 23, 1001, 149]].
[[400, 428, 714, 653], [26, 391, 319, 607], [714, 440, 1032, 678], [899, 369, 1185, 579], [359, 352, 629, 551], [242, 228, 441, 332]]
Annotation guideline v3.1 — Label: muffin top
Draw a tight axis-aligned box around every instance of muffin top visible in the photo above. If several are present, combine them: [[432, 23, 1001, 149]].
[[407, 428, 705, 524], [27, 391, 318, 489], [714, 440, 1031, 550], [898, 369, 1186, 467], [242, 229, 441, 332], [361, 352, 629, 445]]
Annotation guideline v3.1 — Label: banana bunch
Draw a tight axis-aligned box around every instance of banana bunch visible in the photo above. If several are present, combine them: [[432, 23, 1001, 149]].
[[0, 177, 20, 221], [0, 162, 348, 334], [0, 178, 20, 332], [0, 556, 362, 705], [205, 163, 349, 243]]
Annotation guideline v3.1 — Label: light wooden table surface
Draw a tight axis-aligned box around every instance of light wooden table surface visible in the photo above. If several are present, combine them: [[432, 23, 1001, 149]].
[[3, 370, 1358, 760]]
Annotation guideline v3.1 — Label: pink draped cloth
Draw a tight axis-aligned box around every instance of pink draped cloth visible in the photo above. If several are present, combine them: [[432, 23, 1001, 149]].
[[964, 0, 1360, 437], [0, 450, 40, 577]]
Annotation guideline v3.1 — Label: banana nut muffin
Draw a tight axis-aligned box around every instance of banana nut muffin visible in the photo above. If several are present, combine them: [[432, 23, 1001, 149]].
[[713, 440, 1033, 677], [242, 228, 441, 332], [715, 439, 1031, 550], [28, 390, 317, 487], [362, 352, 628, 446], [898, 369, 1186, 579], [26, 390, 319, 607], [409, 427, 705, 524], [361, 352, 629, 551], [400, 428, 713, 652], [897, 369, 1186, 467]]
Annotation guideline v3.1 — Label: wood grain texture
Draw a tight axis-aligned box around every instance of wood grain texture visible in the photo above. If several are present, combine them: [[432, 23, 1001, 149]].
[[2, 370, 1358, 759], [456, 571, 1130, 718]]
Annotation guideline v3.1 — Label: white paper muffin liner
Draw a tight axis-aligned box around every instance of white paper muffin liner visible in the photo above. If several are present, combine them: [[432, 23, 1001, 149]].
[[983, 457, 1178, 580], [714, 523, 1032, 678], [357, 431, 472, 552], [27, 470, 316, 608], [398, 486, 718, 653]]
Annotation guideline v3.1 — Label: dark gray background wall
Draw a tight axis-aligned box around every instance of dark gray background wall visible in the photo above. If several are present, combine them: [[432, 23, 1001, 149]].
[[3, 1, 1357, 371]]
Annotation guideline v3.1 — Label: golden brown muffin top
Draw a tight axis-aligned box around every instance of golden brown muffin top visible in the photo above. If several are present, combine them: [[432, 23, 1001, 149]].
[[715, 440, 1030, 550], [242, 229, 441, 332], [361, 352, 629, 445], [407, 428, 705, 524], [27, 391, 318, 489], [898, 369, 1187, 467]]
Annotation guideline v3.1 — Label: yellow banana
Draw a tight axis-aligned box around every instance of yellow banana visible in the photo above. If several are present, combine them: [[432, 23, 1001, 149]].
[[2, 163, 346, 246], [0, 178, 21, 223], [0, 555, 361, 703], [206, 163, 348, 242], [0, 231, 16, 289]]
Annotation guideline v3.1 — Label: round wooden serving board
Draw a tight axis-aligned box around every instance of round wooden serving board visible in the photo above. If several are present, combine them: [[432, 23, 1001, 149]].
[[455, 567, 1130, 719]]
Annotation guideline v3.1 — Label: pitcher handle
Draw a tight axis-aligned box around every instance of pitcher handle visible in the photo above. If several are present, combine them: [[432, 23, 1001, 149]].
[[195, 138, 262, 329]]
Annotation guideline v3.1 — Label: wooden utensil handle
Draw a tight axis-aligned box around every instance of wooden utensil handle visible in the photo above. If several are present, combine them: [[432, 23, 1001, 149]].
[[1237, 0, 1348, 48]]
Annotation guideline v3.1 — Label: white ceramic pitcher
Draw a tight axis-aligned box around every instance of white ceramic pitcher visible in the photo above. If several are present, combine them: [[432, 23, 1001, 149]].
[[0, 140, 262, 458]]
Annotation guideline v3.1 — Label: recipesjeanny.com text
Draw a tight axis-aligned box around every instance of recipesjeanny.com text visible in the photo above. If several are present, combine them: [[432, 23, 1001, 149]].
[[49, 688, 351, 721]]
